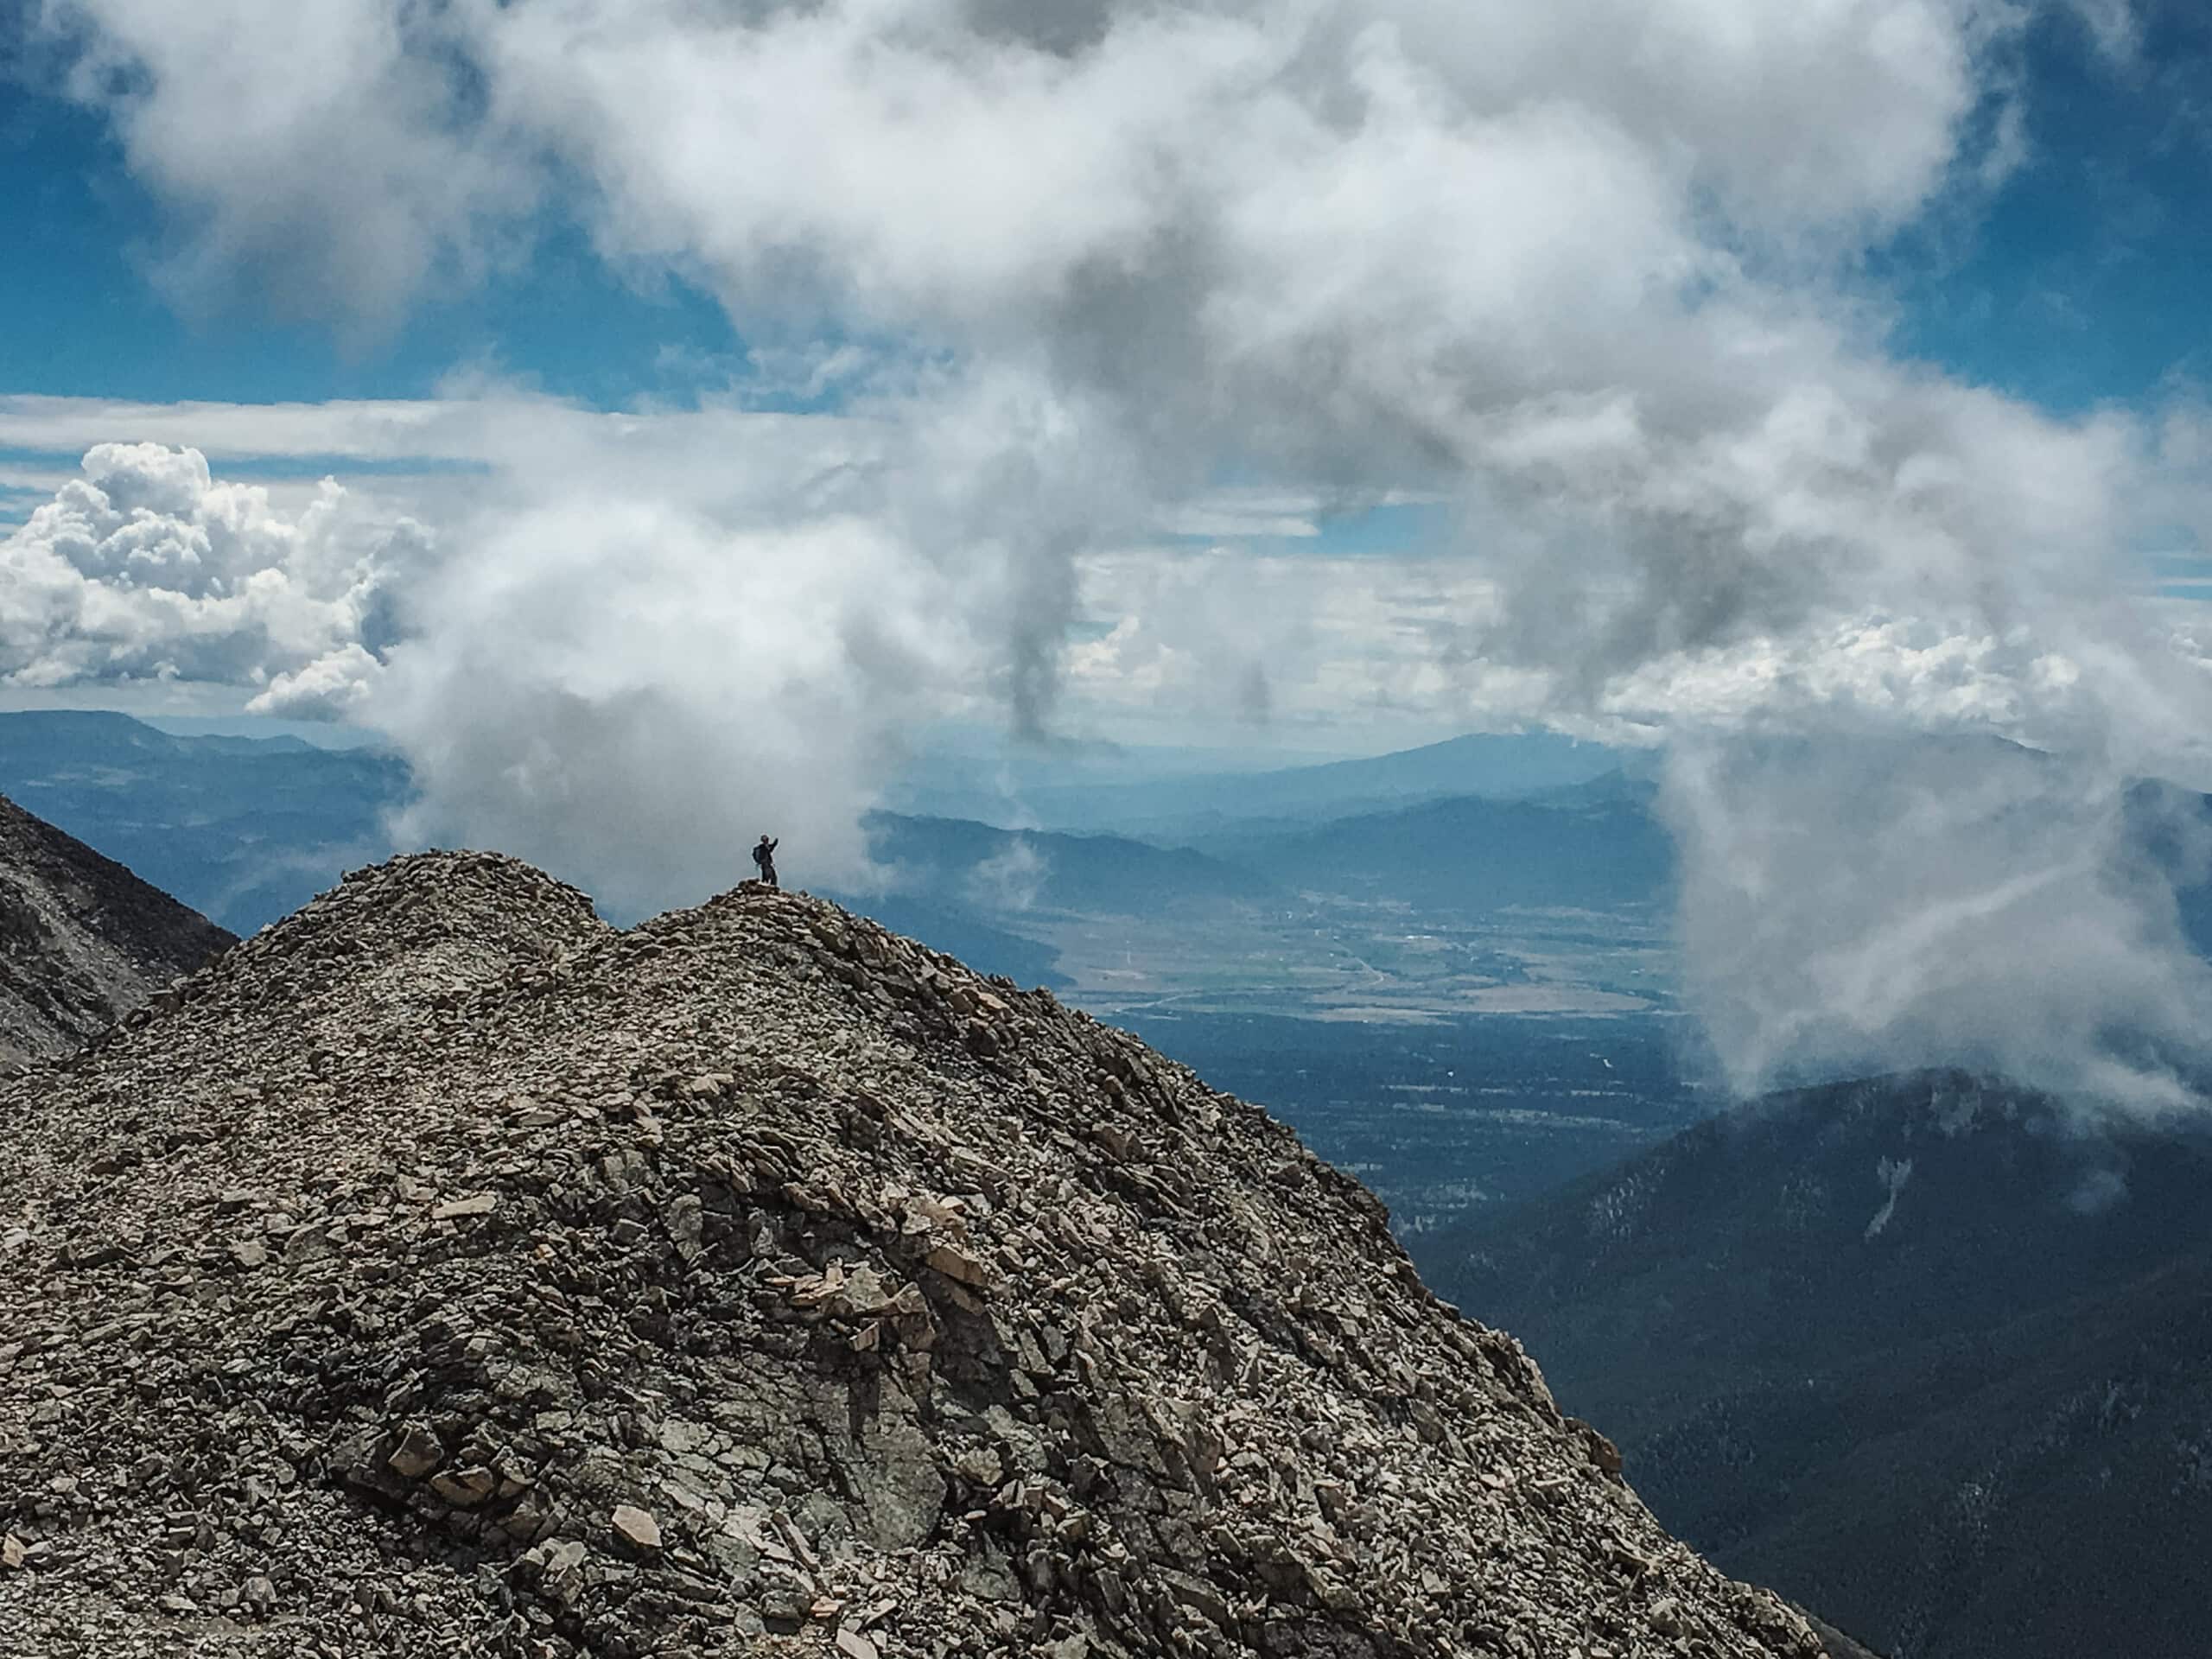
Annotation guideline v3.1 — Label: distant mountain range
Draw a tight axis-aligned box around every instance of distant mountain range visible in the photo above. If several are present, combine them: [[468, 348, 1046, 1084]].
[[1200, 778, 1671, 912], [861, 811, 1278, 913], [832, 813, 1282, 988], [1414, 1071, 2212, 1659], [0, 711, 409, 933], [962, 730, 1637, 839], [16, 713, 2212, 1027], [0, 712, 1676, 961]]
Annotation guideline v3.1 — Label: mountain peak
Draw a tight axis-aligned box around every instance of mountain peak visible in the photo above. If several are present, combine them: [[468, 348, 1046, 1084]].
[[3, 855, 1824, 1657]]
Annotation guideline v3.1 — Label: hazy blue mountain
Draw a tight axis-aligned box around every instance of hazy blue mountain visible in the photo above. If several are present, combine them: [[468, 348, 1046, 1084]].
[[0, 712, 1670, 1001], [0, 713, 1283, 947], [908, 731, 1630, 837], [1202, 789, 1675, 912], [861, 810, 1278, 915], [0, 711, 408, 933], [883, 728, 1334, 821], [1520, 766, 1663, 810], [830, 810, 1294, 990], [22, 713, 2210, 1001], [1415, 1071, 2212, 1659]]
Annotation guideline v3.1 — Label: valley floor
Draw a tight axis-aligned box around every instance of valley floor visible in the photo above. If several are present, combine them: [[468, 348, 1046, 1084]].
[[980, 894, 1700, 1233]]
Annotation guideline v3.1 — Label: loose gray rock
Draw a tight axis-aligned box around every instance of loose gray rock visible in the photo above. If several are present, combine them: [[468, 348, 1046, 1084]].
[[0, 852, 1827, 1659]]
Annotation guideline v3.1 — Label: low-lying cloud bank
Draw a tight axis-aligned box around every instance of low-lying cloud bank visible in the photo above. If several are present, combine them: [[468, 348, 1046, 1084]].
[[13, 0, 2212, 1107]]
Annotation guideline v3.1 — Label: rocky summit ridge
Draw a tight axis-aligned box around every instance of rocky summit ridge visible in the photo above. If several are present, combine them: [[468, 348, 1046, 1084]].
[[3, 852, 1826, 1659], [0, 791, 235, 1067]]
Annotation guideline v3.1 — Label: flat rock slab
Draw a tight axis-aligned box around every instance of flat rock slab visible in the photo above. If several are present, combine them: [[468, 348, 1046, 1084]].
[[610, 1504, 660, 1553], [430, 1192, 498, 1221]]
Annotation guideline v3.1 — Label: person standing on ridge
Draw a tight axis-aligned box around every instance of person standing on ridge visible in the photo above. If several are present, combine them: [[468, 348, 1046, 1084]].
[[752, 833, 779, 888]]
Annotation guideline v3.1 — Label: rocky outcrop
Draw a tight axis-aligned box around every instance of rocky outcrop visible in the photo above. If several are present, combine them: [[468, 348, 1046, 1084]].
[[0, 791, 234, 1066], [0, 852, 1825, 1657]]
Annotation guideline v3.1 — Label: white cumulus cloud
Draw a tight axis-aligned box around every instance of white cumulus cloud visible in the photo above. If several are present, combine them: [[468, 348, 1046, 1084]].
[[0, 442, 408, 704]]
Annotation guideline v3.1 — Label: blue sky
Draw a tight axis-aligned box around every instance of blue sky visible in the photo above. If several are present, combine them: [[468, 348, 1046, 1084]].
[[3, 3, 2205, 427], [1877, 2, 2212, 410], [0, 93, 747, 412]]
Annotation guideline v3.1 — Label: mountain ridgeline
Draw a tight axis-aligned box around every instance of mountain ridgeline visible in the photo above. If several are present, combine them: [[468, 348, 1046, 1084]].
[[12, 715, 2212, 983], [0, 852, 1837, 1657], [1416, 1072, 2212, 1659]]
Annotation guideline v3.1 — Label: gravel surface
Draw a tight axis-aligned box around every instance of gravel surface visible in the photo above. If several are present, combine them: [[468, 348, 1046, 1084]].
[[1, 852, 1824, 1659]]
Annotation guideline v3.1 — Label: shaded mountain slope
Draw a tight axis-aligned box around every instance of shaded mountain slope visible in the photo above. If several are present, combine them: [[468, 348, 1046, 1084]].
[[0, 791, 234, 1065], [1417, 1072, 2212, 1659], [2, 854, 1824, 1658]]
